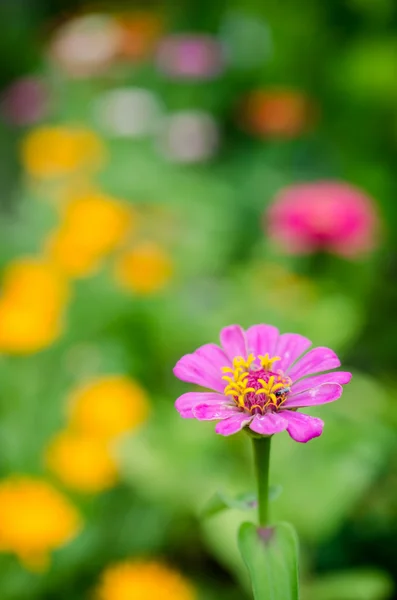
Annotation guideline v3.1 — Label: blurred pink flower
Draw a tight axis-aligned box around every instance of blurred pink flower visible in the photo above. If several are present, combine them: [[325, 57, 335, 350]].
[[1, 77, 49, 126], [174, 324, 351, 442], [156, 35, 225, 79], [267, 181, 379, 258]]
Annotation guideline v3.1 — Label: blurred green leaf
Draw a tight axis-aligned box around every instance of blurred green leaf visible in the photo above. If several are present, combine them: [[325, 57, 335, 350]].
[[203, 491, 257, 518], [238, 521, 299, 600], [203, 485, 282, 518], [302, 569, 394, 600], [272, 371, 394, 541]]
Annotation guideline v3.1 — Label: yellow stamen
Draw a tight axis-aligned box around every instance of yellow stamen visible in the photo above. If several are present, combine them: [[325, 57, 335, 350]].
[[255, 388, 266, 395], [258, 353, 281, 371], [221, 352, 290, 410]]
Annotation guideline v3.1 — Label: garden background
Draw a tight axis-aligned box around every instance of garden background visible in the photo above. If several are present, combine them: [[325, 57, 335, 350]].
[[0, 0, 397, 598]]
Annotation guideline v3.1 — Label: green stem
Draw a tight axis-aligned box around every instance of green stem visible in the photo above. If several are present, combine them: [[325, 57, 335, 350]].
[[252, 436, 271, 526]]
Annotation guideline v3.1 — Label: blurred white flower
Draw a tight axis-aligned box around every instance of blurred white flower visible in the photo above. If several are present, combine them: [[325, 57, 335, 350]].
[[93, 88, 164, 137], [49, 14, 121, 78], [156, 111, 219, 163]]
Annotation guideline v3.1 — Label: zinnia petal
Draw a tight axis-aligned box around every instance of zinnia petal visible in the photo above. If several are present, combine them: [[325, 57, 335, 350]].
[[249, 412, 288, 435], [291, 371, 352, 395], [283, 383, 343, 408], [220, 325, 247, 360], [195, 342, 231, 370], [281, 411, 324, 443], [173, 353, 225, 393], [215, 413, 252, 436], [175, 392, 227, 418], [246, 324, 279, 358], [288, 346, 340, 380], [276, 332, 312, 372], [193, 404, 240, 420]]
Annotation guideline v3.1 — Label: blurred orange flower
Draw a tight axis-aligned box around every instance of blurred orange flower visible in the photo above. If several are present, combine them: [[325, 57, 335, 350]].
[[240, 88, 317, 138], [95, 560, 196, 600], [0, 259, 69, 353], [68, 375, 149, 440], [46, 431, 118, 493], [46, 191, 134, 278], [0, 477, 81, 570], [21, 126, 105, 178], [116, 12, 163, 61], [115, 242, 172, 295]]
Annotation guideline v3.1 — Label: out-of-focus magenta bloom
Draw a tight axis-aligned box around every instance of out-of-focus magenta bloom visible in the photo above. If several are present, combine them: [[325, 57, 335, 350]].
[[1, 77, 49, 126], [174, 324, 351, 442], [156, 35, 225, 80], [267, 181, 379, 258]]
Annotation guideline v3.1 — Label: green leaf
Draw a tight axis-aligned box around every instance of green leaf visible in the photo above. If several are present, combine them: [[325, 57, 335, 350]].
[[203, 491, 257, 518], [203, 486, 282, 519], [238, 521, 299, 600], [303, 569, 394, 600], [269, 485, 283, 502]]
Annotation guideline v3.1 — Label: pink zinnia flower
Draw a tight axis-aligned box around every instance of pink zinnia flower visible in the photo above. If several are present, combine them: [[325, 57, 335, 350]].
[[267, 181, 379, 258], [174, 324, 351, 442]]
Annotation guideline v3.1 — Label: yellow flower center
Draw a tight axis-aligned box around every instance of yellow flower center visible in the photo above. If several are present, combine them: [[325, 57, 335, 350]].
[[221, 353, 292, 415]]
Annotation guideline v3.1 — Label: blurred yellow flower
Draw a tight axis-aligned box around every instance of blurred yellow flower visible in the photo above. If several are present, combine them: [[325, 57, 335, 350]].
[[21, 126, 105, 178], [0, 299, 62, 354], [46, 191, 134, 278], [1, 258, 69, 310], [46, 431, 118, 493], [96, 560, 196, 600], [0, 259, 69, 353], [0, 477, 81, 570], [115, 242, 172, 295], [68, 376, 149, 440]]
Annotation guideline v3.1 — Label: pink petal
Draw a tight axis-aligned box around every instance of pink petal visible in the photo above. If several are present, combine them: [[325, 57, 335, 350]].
[[288, 347, 341, 381], [246, 324, 279, 358], [193, 404, 240, 420], [220, 325, 247, 360], [283, 383, 343, 408], [215, 413, 252, 436], [249, 412, 288, 436], [195, 343, 231, 371], [175, 392, 227, 418], [276, 333, 312, 372], [291, 371, 352, 395], [281, 411, 324, 443], [173, 353, 225, 392]]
